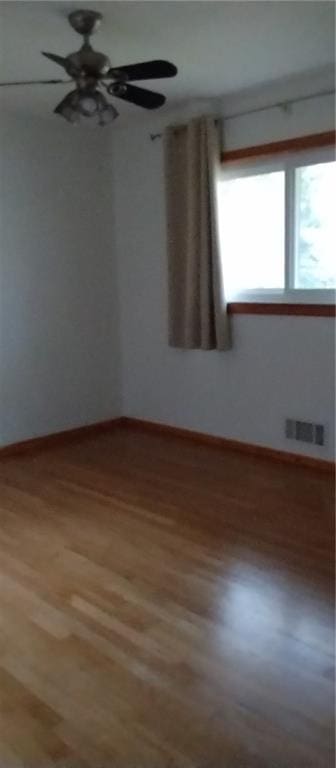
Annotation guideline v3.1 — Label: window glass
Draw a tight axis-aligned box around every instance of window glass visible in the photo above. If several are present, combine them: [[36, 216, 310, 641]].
[[295, 161, 336, 289], [218, 171, 285, 296]]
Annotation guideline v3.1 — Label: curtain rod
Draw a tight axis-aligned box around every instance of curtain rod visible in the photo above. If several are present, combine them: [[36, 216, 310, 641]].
[[149, 88, 335, 140]]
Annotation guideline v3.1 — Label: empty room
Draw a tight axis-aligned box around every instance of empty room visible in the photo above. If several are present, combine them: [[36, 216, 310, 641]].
[[0, 1, 335, 766]]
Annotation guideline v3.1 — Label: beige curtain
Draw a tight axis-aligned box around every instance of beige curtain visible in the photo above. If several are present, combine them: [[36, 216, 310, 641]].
[[164, 115, 231, 351]]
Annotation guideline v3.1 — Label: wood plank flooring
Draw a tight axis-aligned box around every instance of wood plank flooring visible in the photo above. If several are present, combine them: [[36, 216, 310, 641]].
[[0, 426, 334, 767]]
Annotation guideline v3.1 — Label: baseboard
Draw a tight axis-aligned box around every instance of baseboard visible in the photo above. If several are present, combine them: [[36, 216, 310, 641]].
[[0, 418, 124, 458], [119, 417, 335, 472], [1, 415, 334, 472]]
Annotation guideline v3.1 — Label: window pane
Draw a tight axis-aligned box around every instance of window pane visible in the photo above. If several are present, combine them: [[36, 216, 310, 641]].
[[295, 161, 336, 289], [218, 171, 285, 296]]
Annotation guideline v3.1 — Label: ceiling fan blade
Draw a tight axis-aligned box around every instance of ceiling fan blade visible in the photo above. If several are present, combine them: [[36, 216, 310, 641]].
[[0, 79, 69, 87], [108, 60, 177, 82], [42, 52, 68, 70], [111, 83, 166, 109]]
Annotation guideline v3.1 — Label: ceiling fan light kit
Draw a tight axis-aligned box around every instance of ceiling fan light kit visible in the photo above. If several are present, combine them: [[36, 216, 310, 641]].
[[54, 87, 119, 125], [1, 9, 178, 127]]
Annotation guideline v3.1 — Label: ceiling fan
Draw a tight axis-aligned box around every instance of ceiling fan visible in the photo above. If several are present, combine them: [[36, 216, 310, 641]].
[[0, 9, 178, 125]]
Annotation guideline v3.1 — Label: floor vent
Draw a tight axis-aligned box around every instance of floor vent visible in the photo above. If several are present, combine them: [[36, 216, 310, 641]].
[[285, 419, 325, 446]]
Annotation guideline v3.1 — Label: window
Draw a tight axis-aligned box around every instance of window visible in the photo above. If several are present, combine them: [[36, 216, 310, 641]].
[[295, 162, 335, 289], [218, 146, 336, 303]]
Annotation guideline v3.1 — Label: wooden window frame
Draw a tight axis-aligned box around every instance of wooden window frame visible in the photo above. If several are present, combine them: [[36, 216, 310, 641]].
[[221, 131, 336, 164], [228, 302, 335, 317], [220, 131, 336, 316]]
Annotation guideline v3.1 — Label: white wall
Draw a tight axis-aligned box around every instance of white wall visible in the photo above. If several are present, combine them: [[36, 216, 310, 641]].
[[0, 114, 121, 446], [113, 86, 335, 461], [1, 76, 334, 460]]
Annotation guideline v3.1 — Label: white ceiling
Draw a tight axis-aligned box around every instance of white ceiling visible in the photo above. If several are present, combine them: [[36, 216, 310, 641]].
[[0, 1, 335, 121]]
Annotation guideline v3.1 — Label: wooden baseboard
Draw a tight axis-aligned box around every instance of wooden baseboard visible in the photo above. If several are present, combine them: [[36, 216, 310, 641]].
[[0, 418, 124, 458], [1, 415, 334, 472], [119, 417, 335, 472]]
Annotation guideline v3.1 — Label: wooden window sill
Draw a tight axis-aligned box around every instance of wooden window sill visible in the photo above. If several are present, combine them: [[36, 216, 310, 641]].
[[227, 303, 336, 317]]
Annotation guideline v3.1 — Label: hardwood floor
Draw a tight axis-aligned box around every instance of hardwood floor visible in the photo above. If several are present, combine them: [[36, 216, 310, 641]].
[[0, 426, 334, 767]]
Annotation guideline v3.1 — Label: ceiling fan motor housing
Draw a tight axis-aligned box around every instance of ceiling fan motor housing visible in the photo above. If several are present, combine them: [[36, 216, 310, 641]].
[[66, 46, 111, 78]]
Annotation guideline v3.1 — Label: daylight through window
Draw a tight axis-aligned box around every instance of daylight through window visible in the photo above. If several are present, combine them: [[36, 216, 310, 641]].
[[218, 148, 336, 302]]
